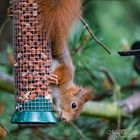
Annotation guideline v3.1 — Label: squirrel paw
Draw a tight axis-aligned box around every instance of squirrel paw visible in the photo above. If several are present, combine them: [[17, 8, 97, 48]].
[[48, 74, 59, 85]]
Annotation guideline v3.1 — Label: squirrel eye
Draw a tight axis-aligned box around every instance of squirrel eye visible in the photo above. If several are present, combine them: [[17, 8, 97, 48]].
[[71, 102, 77, 109]]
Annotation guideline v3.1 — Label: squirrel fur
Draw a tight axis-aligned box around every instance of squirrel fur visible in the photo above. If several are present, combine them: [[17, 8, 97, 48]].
[[49, 47, 93, 122], [37, 0, 93, 121], [37, 0, 81, 57]]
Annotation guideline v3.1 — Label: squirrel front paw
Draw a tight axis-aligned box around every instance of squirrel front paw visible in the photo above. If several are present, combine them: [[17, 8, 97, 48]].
[[47, 74, 59, 85]]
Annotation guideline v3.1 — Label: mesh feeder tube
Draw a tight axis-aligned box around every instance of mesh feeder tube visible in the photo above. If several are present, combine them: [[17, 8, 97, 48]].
[[11, 0, 57, 124]]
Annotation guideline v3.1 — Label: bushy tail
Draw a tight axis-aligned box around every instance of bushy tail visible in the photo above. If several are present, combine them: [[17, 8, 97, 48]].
[[37, 0, 81, 49]]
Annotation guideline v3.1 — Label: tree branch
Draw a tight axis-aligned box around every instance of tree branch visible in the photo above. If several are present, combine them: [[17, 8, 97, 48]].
[[82, 101, 123, 119], [82, 92, 140, 118], [0, 73, 140, 119]]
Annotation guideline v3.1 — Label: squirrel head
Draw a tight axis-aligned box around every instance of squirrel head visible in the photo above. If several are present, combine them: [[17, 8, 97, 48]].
[[60, 85, 93, 122]]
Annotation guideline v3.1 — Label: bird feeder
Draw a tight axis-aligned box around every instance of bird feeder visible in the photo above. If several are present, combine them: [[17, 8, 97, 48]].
[[11, 0, 57, 124]]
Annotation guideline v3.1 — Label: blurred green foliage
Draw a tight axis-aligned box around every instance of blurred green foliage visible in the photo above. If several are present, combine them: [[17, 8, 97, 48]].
[[0, 0, 140, 140]]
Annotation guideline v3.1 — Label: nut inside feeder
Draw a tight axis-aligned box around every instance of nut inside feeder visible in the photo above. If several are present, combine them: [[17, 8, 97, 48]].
[[11, 0, 57, 124]]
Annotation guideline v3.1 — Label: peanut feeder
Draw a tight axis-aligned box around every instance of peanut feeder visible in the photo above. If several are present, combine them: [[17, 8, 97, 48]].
[[11, 0, 57, 124]]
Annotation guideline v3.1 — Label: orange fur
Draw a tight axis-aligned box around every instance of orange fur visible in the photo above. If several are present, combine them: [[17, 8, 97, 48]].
[[59, 86, 93, 121], [38, 0, 81, 57], [53, 64, 73, 85], [51, 63, 93, 122]]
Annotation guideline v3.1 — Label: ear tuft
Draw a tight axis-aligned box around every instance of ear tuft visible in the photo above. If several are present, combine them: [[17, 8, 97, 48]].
[[84, 87, 94, 102]]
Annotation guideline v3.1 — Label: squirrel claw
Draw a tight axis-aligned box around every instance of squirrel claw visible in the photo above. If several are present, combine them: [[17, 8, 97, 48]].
[[48, 74, 59, 85]]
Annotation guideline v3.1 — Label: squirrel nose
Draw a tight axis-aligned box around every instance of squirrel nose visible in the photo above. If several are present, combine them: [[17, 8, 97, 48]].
[[62, 117, 71, 122], [61, 111, 71, 122], [58, 116, 68, 122], [58, 116, 62, 121], [57, 111, 63, 121]]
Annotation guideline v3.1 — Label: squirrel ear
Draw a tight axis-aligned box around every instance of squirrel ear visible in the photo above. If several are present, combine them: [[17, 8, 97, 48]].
[[84, 88, 94, 102]]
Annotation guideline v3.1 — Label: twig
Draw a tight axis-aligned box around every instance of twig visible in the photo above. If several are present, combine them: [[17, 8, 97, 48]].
[[32, 128, 45, 140], [11, 125, 50, 134], [97, 69, 122, 129], [75, 45, 84, 53], [0, 123, 12, 140], [82, 65, 97, 80], [32, 128, 56, 140], [119, 92, 140, 113], [79, 16, 111, 54], [121, 84, 140, 92], [99, 68, 116, 87], [70, 122, 89, 140], [0, 18, 10, 34], [83, 0, 92, 7], [93, 90, 112, 101]]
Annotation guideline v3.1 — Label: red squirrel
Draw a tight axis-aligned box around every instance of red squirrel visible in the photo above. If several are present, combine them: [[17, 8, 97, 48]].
[[38, 0, 94, 121], [48, 47, 93, 122]]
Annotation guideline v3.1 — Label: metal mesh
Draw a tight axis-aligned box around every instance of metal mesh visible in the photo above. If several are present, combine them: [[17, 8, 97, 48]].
[[13, 0, 52, 112]]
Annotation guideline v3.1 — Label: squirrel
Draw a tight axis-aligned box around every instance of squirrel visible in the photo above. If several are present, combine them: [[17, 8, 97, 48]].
[[48, 47, 93, 122], [37, 0, 93, 121], [37, 0, 81, 58]]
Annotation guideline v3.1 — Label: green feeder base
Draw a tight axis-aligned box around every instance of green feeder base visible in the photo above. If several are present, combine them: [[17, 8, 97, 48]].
[[11, 97, 57, 124], [11, 111, 57, 124]]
